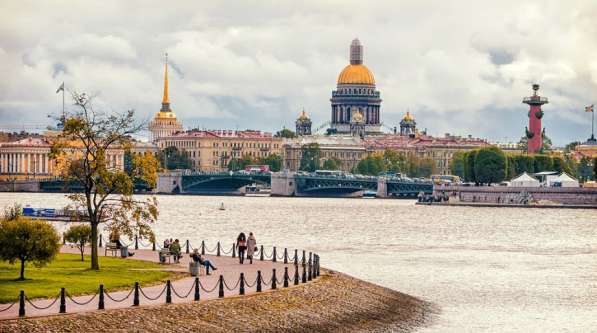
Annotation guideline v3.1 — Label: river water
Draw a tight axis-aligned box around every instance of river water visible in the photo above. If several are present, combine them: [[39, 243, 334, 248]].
[[1, 193, 596, 332]]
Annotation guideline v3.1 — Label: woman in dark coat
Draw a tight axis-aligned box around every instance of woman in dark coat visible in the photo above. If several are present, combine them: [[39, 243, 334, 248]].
[[236, 232, 247, 264]]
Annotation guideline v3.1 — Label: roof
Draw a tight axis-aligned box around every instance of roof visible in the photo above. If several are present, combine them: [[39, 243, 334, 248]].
[[511, 172, 539, 182], [337, 64, 375, 85], [163, 130, 275, 140], [533, 171, 559, 176], [0, 137, 51, 148], [553, 172, 577, 182], [363, 134, 488, 150]]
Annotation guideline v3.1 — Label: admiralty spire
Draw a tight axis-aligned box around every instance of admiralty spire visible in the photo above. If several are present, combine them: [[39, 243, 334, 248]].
[[149, 53, 183, 142]]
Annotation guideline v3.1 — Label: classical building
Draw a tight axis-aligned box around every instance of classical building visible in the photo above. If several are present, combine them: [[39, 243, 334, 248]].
[[330, 39, 382, 135], [283, 135, 367, 172], [295, 109, 312, 136], [148, 54, 183, 142], [0, 136, 124, 181], [399, 112, 417, 137], [364, 133, 489, 175], [156, 130, 284, 172]]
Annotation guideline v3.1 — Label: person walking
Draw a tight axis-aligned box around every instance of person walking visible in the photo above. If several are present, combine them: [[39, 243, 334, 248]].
[[236, 232, 247, 264], [247, 232, 257, 264]]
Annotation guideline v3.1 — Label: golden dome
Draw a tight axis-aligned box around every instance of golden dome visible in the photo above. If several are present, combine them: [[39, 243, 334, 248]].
[[402, 111, 414, 122], [155, 111, 177, 119], [337, 64, 375, 85], [298, 109, 310, 120]]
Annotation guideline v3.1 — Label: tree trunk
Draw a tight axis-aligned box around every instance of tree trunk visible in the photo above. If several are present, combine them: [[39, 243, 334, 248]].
[[20, 258, 25, 280], [80, 242, 85, 261], [90, 222, 99, 270]]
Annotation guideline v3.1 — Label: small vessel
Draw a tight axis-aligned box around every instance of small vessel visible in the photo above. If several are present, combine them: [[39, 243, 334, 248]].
[[363, 190, 377, 198], [219, 202, 226, 210], [244, 184, 271, 197]]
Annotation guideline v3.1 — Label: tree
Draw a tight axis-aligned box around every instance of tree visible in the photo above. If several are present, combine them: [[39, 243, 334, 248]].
[[275, 128, 297, 138], [299, 143, 321, 172], [228, 155, 254, 171], [0, 212, 61, 280], [322, 157, 342, 170], [510, 154, 535, 177], [356, 155, 386, 175], [593, 157, 597, 180], [50, 92, 158, 270], [449, 151, 466, 178], [474, 147, 506, 184], [564, 141, 580, 153], [258, 154, 283, 172], [64, 224, 92, 261], [533, 155, 553, 172], [464, 150, 478, 182], [552, 156, 565, 173], [157, 146, 193, 170], [578, 157, 593, 181]]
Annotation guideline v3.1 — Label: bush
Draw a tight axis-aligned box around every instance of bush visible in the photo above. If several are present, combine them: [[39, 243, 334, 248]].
[[0, 216, 61, 280], [64, 224, 92, 261], [474, 147, 506, 184]]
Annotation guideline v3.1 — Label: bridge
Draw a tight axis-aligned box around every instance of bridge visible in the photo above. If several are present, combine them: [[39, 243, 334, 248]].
[[175, 172, 270, 194], [384, 178, 433, 198], [293, 174, 378, 197]]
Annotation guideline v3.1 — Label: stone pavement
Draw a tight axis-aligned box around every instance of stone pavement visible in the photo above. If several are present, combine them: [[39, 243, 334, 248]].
[[0, 242, 314, 319]]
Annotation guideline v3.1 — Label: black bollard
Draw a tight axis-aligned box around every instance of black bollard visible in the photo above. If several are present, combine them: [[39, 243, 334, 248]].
[[135, 235, 139, 250], [308, 258, 312, 281], [216, 241, 221, 256], [98, 285, 105, 310], [272, 247, 277, 263], [260, 245, 264, 261], [283, 267, 289, 288], [302, 250, 306, 265], [185, 240, 190, 254], [152, 241, 156, 251], [99, 234, 103, 248], [18, 290, 25, 317], [239, 273, 245, 295], [166, 280, 172, 304], [302, 263, 307, 283], [271, 269, 277, 290], [133, 282, 139, 306], [218, 275, 224, 298], [294, 249, 298, 265], [294, 264, 299, 285], [283, 248, 288, 264], [194, 277, 200, 301], [59, 287, 66, 313], [201, 240, 205, 255], [256, 271, 262, 292], [232, 243, 236, 258]]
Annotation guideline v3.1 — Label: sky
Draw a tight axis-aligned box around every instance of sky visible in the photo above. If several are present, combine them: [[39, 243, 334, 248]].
[[1, 0, 597, 145]]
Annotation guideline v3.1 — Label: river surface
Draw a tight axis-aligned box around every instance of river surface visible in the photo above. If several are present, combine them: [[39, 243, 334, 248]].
[[1, 193, 596, 332]]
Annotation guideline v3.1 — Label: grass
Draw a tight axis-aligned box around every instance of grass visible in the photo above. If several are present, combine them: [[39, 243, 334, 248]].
[[0, 253, 178, 303]]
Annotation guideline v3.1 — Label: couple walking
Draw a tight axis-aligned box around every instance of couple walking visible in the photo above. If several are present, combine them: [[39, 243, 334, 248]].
[[236, 232, 256, 264]]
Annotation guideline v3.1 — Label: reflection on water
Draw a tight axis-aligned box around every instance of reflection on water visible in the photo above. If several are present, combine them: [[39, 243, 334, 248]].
[[1, 193, 596, 332]]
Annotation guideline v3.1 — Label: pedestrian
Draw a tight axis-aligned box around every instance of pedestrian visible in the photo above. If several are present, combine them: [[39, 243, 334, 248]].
[[236, 232, 247, 264], [247, 232, 256, 264], [170, 239, 182, 263]]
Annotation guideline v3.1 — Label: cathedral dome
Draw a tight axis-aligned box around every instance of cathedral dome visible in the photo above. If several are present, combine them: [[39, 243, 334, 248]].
[[337, 64, 375, 85]]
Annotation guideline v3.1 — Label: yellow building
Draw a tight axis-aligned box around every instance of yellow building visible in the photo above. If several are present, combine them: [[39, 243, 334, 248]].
[[148, 54, 183, 142], [283, 135, 367, 172], [156, 130, 284, 172]]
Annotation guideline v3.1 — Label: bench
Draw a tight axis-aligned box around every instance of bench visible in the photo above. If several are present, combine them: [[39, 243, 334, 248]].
[[159, 250, 172, 264], [105, 242, 119, 257]]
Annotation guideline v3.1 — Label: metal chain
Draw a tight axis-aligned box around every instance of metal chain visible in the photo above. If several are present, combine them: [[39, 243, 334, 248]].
[[25, 293, 61, 310], [260, 274, 270, 286], [198, 279, 219, 293], [170, 280, 196, 299], [206, 244, 218, 253], [223, 276, 241, 291], [0, 302, 16, 312], [65, 291, 97, 306], [220, 246, 232, 255], [139, 284, 167, 301], [243, 276, 258, 288], [104, 287, 135, 303]]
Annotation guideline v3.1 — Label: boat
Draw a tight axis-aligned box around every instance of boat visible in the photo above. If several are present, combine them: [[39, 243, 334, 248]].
[[363, 190, 377, 198], [244, 184, 271, 197], [219, 202, 226, 210]]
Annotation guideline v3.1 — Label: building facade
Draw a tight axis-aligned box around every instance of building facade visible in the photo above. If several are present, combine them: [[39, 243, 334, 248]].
[[283, 135, 367, 172], [295, 110, 312, 136], [148, 54, 183, 142], [330, 39, 382, 135], [156, 130, 284, 172]]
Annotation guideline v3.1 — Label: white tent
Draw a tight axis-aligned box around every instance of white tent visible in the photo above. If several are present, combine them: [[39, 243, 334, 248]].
[[549, 172, 579, 187], [510, 172, 540, 187]]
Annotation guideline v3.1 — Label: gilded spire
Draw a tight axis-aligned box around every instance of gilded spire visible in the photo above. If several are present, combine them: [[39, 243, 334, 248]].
[[160, 52, 171, 112]]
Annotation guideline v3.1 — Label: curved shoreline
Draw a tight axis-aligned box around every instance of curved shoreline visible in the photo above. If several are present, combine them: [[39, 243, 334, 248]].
[[1, 269, 437, 333]]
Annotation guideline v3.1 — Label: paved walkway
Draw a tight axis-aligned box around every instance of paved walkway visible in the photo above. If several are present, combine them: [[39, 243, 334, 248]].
[[0, 243, 313, 319]]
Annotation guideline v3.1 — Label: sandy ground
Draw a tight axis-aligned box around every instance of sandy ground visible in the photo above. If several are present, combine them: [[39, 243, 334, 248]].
[[0, 270, 437, 333]]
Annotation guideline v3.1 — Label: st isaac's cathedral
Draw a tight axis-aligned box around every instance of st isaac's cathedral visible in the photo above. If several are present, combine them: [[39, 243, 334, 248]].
[[329, 39, 382, 136]]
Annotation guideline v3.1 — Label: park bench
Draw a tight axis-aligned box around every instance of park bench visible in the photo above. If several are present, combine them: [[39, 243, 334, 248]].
[[105, 242, 119, 257], [159, 249, 173, 264]]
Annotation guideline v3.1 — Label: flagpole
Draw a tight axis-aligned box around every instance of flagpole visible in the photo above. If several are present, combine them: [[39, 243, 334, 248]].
[[62, 83, 65, 121]]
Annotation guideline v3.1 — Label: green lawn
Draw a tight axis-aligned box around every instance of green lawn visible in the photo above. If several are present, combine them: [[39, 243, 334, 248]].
[[0, 253, 178, 303]]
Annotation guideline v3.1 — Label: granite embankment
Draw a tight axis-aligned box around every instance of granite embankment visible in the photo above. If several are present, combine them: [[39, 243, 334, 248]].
[[1, 270, 437, 333]]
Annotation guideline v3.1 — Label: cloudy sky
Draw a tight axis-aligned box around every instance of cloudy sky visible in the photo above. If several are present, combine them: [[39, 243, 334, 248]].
[[2, 1, 597, 145]]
